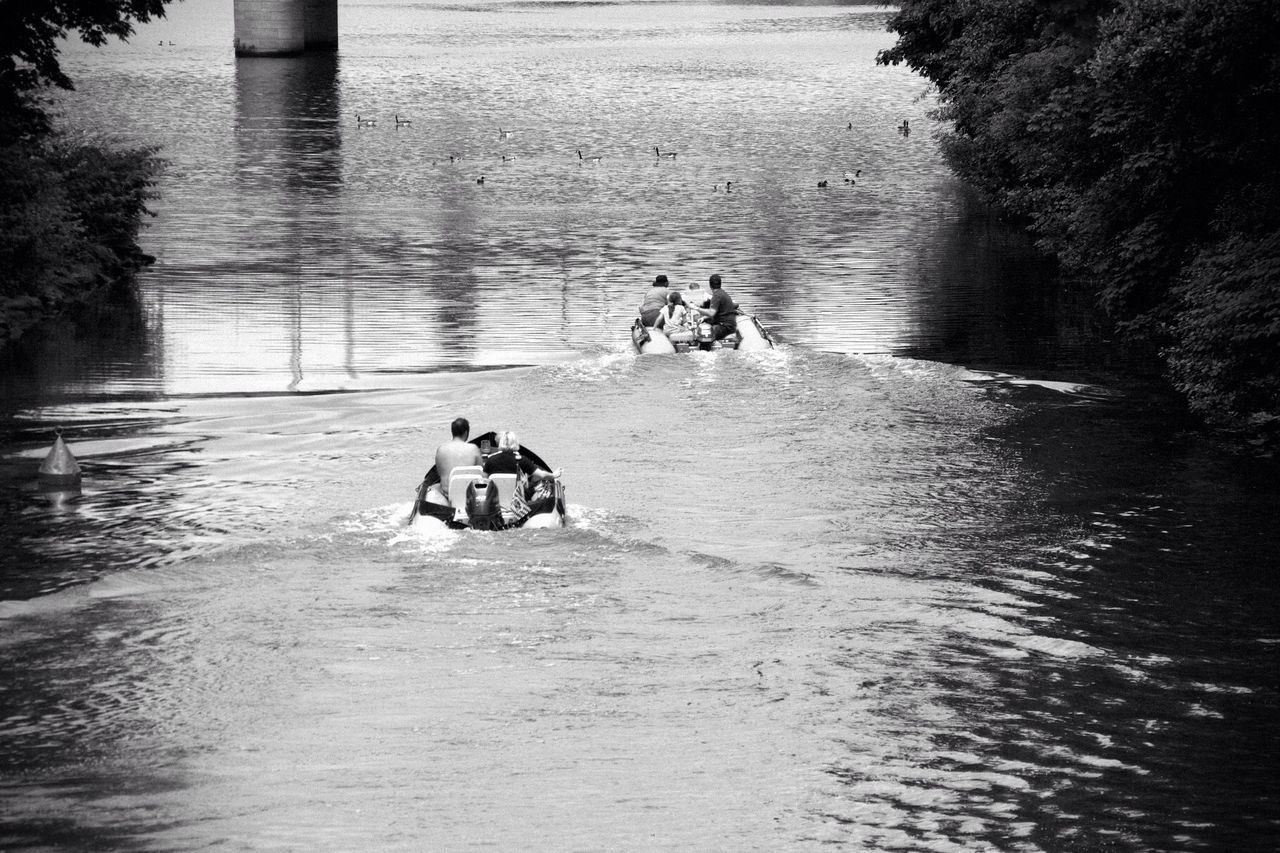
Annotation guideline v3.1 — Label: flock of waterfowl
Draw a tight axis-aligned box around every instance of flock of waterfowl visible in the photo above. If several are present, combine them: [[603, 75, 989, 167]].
[[336, 115, 908, 189], [355, 114, 412, 128]]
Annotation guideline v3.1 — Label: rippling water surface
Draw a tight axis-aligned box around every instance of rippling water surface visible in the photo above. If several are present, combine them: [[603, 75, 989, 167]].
[[2, 1, 1279, 851], [8, 0, 1066, 399]]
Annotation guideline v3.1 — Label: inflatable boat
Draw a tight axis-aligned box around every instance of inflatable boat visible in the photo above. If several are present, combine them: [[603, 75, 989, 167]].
[[411, 431, 566, 530], [631, 313, 774, 354]]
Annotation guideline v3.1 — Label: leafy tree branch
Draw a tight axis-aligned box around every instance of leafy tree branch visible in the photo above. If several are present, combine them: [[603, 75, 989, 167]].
[[880, 0, 1280, 441]]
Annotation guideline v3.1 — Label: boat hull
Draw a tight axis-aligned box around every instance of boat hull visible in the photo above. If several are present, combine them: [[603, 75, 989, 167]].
[[631, 320, 677, 354], [734, 315, 773, 351], [413, 489, 566, 530], [631, 315, 773, 354]]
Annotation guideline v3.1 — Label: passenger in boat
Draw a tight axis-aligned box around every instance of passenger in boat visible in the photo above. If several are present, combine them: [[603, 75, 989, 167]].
[[683, 281, 711, 310], [695, 273, 738, 340], [655, 291, 694, 344], [483, 431, 562, 516], [432, 417, 483, 504], [483, 431, 562, 486], [638, 274, 671, 326]]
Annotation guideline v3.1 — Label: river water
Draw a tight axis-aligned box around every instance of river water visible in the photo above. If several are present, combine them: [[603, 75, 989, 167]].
[[2, 1, 1279, 851]]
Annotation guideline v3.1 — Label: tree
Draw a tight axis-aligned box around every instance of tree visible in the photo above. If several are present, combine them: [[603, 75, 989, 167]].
[[0, 0, 173, 143], [0, 0, 170, 343], [879, 0, 1280, 439]]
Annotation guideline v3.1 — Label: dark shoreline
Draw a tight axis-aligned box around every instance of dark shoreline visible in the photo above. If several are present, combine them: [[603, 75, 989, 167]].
[[0, 136, 162, 349]]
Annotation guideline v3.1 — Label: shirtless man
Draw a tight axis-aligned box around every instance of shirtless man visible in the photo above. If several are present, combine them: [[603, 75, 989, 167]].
[[434, 417, 483, 504]]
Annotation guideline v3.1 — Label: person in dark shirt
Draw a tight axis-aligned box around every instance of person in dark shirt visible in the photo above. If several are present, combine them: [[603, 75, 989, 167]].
[[483, 431, 562, 495], [695, 273, 738, 340]]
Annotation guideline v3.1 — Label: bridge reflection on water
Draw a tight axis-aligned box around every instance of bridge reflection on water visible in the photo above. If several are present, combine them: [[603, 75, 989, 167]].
[[12, 1, 1097, 402]]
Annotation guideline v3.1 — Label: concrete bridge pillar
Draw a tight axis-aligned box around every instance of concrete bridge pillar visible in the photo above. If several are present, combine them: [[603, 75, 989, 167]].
[[305, 0, 339, 50], [234, 0, 337, 56]]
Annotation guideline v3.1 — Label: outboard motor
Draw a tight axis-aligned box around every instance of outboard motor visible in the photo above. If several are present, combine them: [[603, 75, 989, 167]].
[[696, 319, 716, 351], [465, 479, 505, 530]]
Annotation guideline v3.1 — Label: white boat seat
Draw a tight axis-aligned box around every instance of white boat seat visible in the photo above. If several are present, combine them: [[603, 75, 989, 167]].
[[447, 466, 486, 511], [487, 473, 520, 519]]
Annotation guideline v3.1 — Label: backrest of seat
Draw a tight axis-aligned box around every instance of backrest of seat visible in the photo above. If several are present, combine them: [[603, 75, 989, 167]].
[[488, 473, 519, 515], [447, 466, 486, 507]]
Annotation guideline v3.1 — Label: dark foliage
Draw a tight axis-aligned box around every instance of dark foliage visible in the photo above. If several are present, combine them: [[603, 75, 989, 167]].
[[0, 0, 170, 343], [880, 0, 1280, 438], [0, 137, 162, 343]]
